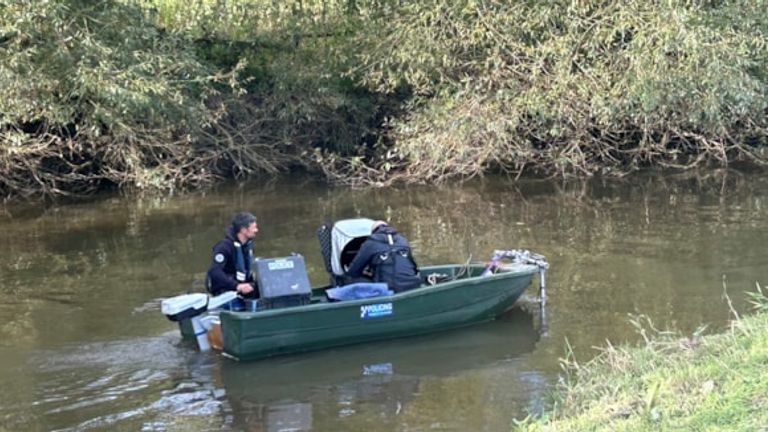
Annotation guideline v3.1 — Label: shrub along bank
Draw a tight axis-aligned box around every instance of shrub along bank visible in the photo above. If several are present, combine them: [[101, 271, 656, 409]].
[[2, 0, 240, 196], [517, 289, 768, 431], [331, 0, 768, 185], [0, 0, 380, 197], [1, 0, 767, 197]]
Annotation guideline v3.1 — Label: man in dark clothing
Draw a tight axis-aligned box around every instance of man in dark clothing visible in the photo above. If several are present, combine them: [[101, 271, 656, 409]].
[[346, 221, 421, 293], [206, 212, 259, 297]]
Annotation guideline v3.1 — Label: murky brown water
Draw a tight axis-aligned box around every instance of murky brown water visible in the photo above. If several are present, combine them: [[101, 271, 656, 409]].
[[1, 171, 766, 431]]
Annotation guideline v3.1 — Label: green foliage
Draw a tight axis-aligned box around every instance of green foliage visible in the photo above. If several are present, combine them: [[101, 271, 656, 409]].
[[134, 0, 389, 155], [0, 0, 380, 197], [3, 0, 768, 196], [0, 0, 236, 195], [746, 282, 768, 312], [342, 0, 768, 183]]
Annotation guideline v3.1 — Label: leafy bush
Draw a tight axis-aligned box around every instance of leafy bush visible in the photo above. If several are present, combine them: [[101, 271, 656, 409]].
[[338, 0, 768, 183], [135, 0, 386, 156], [4, 0, 767, 196], [0, 0, 240, 195], [0, 0, 374, 197]]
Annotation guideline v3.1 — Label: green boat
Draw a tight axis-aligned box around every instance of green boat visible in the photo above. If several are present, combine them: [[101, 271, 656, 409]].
[[220, 310, 539, 401], [164, 218, 548, 361]]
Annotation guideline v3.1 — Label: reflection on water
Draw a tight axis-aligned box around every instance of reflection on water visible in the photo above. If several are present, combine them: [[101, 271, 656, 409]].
[[219, 311, 542, 431], [0, 171, 767, 430], [2, 311, 541, 431]]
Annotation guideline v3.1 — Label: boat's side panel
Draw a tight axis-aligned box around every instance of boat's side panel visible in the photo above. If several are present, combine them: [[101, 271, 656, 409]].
[[221, 266, 536, 360]]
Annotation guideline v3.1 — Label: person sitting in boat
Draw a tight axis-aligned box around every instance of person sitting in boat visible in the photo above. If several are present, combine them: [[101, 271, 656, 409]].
[[346, 220, 421, 293], [205, 212, 259, 298]]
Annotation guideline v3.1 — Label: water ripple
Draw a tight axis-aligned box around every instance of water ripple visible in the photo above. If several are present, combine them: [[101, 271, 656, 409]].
[[12, 334, 232, 431]]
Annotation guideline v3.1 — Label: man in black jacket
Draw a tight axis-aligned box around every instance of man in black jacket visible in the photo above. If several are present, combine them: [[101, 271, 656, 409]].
[[206, 212, 259, 297], [346, 221, 421, 293]]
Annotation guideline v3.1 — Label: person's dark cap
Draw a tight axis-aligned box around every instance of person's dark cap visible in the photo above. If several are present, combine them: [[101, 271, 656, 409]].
[[232, 212, 257, 231]]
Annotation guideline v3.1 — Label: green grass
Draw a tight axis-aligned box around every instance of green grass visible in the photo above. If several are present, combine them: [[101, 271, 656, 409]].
[[519, 287, 768, 431]]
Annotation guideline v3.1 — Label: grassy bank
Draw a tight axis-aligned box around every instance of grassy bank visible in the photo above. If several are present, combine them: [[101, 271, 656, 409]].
[[519, 288, 768, 431]]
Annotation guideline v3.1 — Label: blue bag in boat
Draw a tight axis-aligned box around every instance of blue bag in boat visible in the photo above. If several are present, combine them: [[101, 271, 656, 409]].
[[326, 283, 392, 301]]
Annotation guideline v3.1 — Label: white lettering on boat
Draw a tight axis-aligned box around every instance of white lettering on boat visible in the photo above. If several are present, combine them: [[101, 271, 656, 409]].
[[360, 302, 393, 319], [267, 259, 294, 271]]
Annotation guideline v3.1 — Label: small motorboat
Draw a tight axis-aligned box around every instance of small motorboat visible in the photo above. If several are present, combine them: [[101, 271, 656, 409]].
[[162, 218, 548, 361]]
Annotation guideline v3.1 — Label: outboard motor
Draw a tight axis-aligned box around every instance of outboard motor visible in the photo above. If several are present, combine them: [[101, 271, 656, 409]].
[[161, 291, 237, 351]]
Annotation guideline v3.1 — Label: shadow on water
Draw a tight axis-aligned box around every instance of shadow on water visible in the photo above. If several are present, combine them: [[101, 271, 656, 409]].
[[218, 308, 544, 431], [221, 308, 539, 393]]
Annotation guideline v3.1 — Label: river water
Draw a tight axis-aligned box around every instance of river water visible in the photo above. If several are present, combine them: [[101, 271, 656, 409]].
[[0, 172, 766, 431]]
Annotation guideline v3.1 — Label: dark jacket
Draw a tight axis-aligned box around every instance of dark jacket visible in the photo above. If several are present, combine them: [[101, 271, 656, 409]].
[[346, 225, 421, 293], [206, 227, 255, 296]]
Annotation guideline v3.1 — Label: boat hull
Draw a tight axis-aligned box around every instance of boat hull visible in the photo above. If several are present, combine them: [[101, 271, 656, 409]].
[[220, 263, 537, 361]]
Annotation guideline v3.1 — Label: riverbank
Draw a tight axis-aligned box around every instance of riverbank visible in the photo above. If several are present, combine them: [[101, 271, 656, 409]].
[[519, 287, 768, 431], [2, 1, 767, 198]]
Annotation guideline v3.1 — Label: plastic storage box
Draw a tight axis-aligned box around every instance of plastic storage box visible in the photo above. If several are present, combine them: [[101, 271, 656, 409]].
[[254, 255, 312, 309]]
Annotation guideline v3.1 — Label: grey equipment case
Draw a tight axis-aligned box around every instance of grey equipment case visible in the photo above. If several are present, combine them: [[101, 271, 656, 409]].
[[254, 254, 312, 309]]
